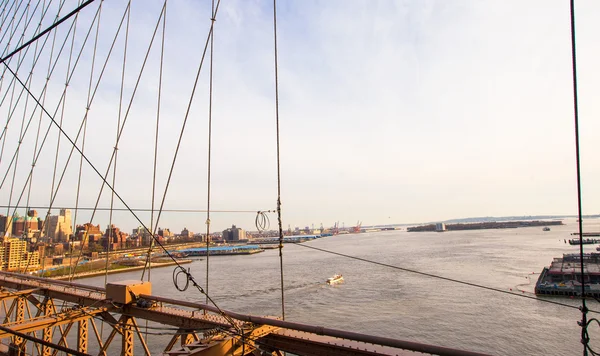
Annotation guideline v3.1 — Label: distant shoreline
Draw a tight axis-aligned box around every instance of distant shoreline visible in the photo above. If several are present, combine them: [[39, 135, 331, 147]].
[[407, 220, 564, 232]]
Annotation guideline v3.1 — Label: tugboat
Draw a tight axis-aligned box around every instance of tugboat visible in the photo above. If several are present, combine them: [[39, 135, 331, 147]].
[[327, 274, 344, 285]]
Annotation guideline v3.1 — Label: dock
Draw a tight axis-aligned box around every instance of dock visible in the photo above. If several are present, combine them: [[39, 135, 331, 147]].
[[535, 253, 600, 298]]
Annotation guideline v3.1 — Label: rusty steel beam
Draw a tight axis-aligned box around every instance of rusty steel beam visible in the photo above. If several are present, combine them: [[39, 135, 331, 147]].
[[140, 295, 492, 356], [78, 318, 88, 353], [0, 324, 91, 356], [0, 271, 104, 292], [121, 316, 134, 356], [0, 307, 106, 338]]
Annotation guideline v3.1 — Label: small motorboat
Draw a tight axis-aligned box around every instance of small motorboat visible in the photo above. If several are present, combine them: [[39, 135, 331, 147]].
[[543, 227, 551, 232], [326, 274, 344, 285]]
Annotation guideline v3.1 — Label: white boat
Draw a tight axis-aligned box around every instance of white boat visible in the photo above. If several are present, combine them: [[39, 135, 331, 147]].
[[327, 274, 344, 285]]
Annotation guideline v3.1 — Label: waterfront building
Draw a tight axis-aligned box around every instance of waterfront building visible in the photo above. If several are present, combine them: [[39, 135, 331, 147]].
[[181, 228, 193, 238], [75, 223, 103, 248], [0, 215, 7, 235], [222, 225, 246, 242], [0, 237, 39, 271], [46, 209, 73, 242], [158, 228, 173, 238], [104, 225, 130, 250], [132, 226, 153, 245], [12, 210, 43, 238]]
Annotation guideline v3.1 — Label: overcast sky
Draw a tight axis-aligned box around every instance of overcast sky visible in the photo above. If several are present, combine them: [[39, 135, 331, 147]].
[[0, 0, 598, 233]]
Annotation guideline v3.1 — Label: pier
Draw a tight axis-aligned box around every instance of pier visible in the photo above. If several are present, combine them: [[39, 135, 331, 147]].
[[535, 254, 600, 298]]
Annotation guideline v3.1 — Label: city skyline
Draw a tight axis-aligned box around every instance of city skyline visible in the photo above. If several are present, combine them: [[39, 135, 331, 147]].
[[0, 1, 597, 233]]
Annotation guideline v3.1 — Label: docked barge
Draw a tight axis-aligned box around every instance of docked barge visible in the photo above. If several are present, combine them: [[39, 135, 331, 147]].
[[535, 253, 600, 298], [568, 238, 600, 245]]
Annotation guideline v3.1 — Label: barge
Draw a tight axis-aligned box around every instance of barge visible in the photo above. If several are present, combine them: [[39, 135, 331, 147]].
[[535, 253, 600, 298], [568, 238, 600, 245]]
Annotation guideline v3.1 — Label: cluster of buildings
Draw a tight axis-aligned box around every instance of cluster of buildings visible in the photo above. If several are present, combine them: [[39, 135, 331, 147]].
[[0, 207, 251, 271]]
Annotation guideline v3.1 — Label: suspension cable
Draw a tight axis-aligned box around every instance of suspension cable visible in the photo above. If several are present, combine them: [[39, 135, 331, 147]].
[[0, 0, 95, 65], [72, 0, 102, 282], [272, 0, 285, 320], [205, 0, 215, 307], [6, 0, 35, 225], [2, 0, 238, 334], [567, 0, 589, 354], [3, 1, 102, 237], [141, 0, 165, 283], [151, 0, 220, 246], [0, 205, 261, 213], [0, 0, 62, 159], [105, 0, 128, 287]]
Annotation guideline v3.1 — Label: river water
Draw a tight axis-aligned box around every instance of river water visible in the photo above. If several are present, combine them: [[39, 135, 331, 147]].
[[81, 218, 600, 355]]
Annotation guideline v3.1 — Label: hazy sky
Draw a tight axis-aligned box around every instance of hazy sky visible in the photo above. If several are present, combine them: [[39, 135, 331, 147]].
[[0, 0, 598, 233]]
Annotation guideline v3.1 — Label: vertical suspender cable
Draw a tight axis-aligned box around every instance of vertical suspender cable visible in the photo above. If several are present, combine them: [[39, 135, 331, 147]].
[[21, 0, 47, 275], [29, 0, 59, 211], [568, 1, 588, 354], [272, 0, 285, 320], [205, 0, 215, 306], [4, 1, 30, 221], [106, 0, 129, 287], [72, 0, 102, 279], [141, 0, 165, 283]]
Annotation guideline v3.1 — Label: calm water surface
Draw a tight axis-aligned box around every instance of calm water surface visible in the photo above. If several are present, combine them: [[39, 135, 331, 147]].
[[82, 218, 600, 355]]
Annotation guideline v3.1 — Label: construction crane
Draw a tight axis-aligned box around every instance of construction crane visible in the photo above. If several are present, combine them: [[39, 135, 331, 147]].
[[353, 221, 362, 233]]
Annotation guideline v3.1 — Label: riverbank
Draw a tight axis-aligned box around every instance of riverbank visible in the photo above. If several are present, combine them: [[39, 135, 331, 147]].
[[51, 259, 192, 281]]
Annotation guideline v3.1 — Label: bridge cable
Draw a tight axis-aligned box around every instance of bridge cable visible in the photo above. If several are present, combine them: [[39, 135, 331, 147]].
[[21, 0, 44, 258], [141, 0, 166, 283], [72, 0, 102, 282], [0, 0, 19, 104], [4, 0, 42, 219], [150, 0, 219, 253], [291, 242, 600, 314], [71, 3, 166, 269], [140, 0, 163, 343], [0, 2, 73, 196], [272, 0, 285, 321], [27, 0, 62, 236], [204, 0, 215, 308], [0, 205, 266, 214], [58, 0, 83, 276], [0, 0, 19, 44], [5, 3, 109, 275], [0, 0, 95, 66], [105, 0, 129, 289], [68, 1, 161, 280], [567, 1, 590, 355], [3, 0, 241, 335], [22, 0, 56, 275], [0, 0, 32, 168], [0, 1, 64, 164]]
